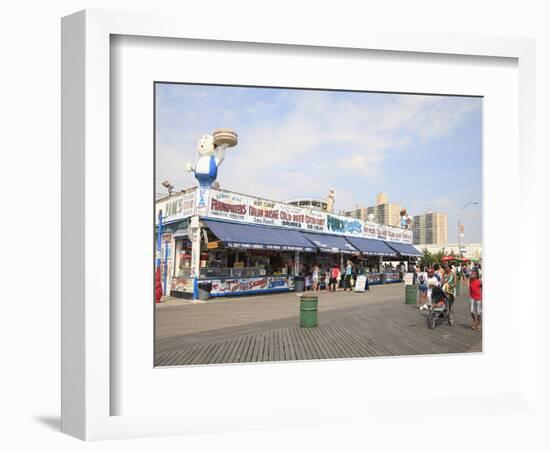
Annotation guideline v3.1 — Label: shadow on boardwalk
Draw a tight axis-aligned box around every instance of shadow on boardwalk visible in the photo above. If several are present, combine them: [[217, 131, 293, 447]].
[[155, 284, 482, 366]]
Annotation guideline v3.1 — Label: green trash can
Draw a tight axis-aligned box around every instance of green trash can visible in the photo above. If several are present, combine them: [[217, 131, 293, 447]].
[[300, 294, 318, 327], [405, 284, 417, 305]]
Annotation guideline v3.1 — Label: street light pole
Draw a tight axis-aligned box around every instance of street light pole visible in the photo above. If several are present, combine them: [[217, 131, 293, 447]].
[[458, 201, 479, 259]]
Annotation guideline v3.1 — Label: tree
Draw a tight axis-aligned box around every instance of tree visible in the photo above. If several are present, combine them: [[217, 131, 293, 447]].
[[419, 249, 434, 268]]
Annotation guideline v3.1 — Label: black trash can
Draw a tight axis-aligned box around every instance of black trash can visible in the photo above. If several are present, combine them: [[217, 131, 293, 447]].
[[380, 273, 387, 284], [197, 282, 212, 300], [294, 276, 305, 292]]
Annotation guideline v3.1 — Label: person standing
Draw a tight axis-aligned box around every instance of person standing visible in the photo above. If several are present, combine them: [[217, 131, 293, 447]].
[[424, 269, 440, 309], [329, 263, 340, 293], [398, 262, 405, 281], [324, 267, 331, 291], [312, 264, 320, 291], [433, 263, 444, 285], [442, 265, 456, 312], [417, 266, 428, 308], [469, 269, 482, 331], [343, 260, 353, 292]]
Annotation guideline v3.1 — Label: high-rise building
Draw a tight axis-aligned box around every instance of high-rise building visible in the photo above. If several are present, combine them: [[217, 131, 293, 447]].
[[344, 205, 368, 220], [343, 192, 402, 227], [376, 191, 388, 206], [413, 212, 448, 245], [366, 203, 402, 227]]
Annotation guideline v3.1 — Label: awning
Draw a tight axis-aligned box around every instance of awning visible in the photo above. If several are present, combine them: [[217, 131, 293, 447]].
[[385, 242, 423, 257], [203, 219, 316, 252], [156, 219, 188, 234], [301, 232, 359, 254], [345, 237, 398, 256]]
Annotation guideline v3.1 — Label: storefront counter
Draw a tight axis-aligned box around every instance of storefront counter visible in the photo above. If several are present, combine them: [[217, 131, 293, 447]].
[[383, 272, 403, 283], [365, 272, 403, 285], [170, 274, 294, 298], [170, 272, 403, 299], [207, 275, 294, 297]]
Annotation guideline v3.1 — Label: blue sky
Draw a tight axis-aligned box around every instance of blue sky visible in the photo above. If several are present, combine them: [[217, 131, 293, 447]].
[[155, 84, 482, 243]]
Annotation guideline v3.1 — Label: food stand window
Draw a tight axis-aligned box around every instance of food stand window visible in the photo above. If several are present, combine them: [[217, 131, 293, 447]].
[[174, 237, 192, 277]]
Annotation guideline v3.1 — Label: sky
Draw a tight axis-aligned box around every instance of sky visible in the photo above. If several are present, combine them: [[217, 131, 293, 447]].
[[155, 83, 483, 244]]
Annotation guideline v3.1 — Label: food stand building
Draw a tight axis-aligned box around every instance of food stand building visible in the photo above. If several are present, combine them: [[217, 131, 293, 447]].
[[155, 186, 421, 299]]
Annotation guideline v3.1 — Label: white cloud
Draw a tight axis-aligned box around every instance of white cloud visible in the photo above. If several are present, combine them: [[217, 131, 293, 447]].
[[156, 87, 480, 211]]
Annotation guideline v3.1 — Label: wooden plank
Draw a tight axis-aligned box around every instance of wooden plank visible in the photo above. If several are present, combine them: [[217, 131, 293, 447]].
[[237, 336, 253, 363], [289, 327, 304, 361], [283, 327, 297, 360], [232, 336, 247, 363], [188, 343, 215, 365], [243, 335, 257, 363], [220, 337, 239, 364], [209, 340, 232, 364], [273, 330, 280, 362], [299, 328, 323, 360], [313, 323, 341, 359], [277, 329, 286, 362], [201, 342, 222, 364], [251, 333, 263, 362], [267, 331, 275, 361]]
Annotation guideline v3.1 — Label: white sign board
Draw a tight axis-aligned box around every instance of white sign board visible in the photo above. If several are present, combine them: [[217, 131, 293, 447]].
[[354, 275, 367, 292], [204, 188, 413, 243], [153, 188, 413, 244], [155, 190, 196, 224]]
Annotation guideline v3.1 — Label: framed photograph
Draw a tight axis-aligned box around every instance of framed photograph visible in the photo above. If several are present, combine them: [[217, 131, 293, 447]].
[[62, 9, 537, 441]]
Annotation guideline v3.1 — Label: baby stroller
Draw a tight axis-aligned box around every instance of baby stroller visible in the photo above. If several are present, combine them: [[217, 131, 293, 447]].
[[426, 285, 455, 329]]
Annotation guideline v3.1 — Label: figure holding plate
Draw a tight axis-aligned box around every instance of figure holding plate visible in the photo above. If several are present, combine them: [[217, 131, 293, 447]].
[[186, 128, 238, 188]]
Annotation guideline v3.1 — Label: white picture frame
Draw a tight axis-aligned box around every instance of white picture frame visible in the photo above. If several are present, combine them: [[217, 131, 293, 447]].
[[62, 9, 538, 441]]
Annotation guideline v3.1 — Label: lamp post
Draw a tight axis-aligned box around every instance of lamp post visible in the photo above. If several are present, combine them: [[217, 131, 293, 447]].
[[458, 201, 479, 259], [161, 180, 174, 196]]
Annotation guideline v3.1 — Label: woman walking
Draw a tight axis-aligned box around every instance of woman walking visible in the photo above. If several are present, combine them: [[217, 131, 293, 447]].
[[312, 264, 320, 291], [343, 260, 353, 292], [329, 263, 340, 292]]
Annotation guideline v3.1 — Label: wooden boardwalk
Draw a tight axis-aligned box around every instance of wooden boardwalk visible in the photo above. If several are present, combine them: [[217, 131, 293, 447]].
[[155, 284, 482, 366]]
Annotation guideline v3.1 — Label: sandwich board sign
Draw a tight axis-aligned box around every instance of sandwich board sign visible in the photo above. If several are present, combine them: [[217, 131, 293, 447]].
[[354, 275, 367, 292]]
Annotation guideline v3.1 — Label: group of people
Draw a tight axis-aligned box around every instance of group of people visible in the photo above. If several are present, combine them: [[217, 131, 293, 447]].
[[415, 262, 483, 331], [303, 260, 366, 293]]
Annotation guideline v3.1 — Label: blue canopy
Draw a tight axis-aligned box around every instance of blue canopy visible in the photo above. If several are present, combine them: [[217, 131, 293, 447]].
[[345, 237, 398, 256], [385, 242, 423, 257], [301, 232, 359, 254], [203, 219, 316, 252]]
